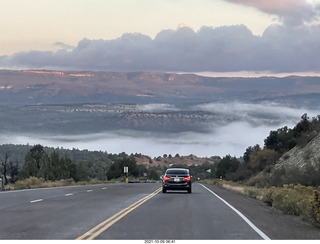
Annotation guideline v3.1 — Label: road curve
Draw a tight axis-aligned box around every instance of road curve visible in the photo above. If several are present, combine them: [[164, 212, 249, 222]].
[[0, 182, 319, 240]]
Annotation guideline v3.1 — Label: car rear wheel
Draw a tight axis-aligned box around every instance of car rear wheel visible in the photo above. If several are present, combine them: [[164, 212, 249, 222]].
[[162, 188, 166, 193], [188, 188, 192, 193]]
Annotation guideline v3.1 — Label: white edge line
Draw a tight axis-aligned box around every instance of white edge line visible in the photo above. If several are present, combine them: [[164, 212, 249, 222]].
[[30, 199, 43, 203], [200, 183, 271, 240], [0, 184, 83, 194]]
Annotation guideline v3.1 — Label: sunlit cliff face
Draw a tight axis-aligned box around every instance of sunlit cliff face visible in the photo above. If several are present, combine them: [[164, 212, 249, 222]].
[[0, 85, 13, 90], [69, 73, 94, 77], [22, 70, 94, 77]]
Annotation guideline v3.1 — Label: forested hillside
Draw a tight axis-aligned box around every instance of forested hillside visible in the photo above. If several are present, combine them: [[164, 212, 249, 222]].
[[213, 113, 320, 187]]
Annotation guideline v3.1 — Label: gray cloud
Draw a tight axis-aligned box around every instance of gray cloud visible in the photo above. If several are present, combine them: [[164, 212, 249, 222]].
[[54, 42, 75, 50], [1, 23, 320, 73], [225, 0, 320, 26]]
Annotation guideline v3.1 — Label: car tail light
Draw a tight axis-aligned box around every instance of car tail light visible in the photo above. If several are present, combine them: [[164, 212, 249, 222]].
[[183, 176, 191, 181], [163, 176, 171, 181]]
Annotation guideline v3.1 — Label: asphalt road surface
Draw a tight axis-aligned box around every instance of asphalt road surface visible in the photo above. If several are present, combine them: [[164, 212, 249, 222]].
[[0, 182, 319, 240]]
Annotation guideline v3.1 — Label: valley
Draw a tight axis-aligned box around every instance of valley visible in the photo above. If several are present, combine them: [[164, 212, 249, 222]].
[[0, 70, 320, 157]]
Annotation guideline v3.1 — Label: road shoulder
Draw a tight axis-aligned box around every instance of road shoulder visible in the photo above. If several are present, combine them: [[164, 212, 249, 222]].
[[202, 183, 320, 240]]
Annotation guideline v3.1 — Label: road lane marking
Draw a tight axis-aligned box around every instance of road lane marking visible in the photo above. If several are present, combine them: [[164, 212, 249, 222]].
[[30, 199, 43, 203], [87, 190, 93, 192], [200, 184, 271, 240], [76, 187, 162, 240], [65, 193, 73, 196]]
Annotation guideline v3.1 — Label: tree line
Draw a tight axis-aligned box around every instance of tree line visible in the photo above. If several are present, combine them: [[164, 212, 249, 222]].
[[1, 144, 163, 186]]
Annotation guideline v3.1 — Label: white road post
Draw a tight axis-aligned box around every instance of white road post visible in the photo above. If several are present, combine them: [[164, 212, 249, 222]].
[[124, 166, 128, 183]]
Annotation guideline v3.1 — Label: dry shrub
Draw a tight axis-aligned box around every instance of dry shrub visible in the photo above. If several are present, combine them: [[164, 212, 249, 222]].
[[7, 177, 77, 190], [262, 184, 314, 221], [13, 177, 45, 190], [311, 189, 320, 225]]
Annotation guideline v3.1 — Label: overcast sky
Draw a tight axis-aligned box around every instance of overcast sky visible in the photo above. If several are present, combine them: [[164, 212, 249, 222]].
[[1, 0, 320, 74]]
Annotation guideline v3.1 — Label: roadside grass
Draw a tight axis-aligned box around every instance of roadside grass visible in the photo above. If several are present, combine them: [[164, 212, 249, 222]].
[[2, 176, 151, 191], [202, 179, 320, 227], [3, 177, 119, 191]]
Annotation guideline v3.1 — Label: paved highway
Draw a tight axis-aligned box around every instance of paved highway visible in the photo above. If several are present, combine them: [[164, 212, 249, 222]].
[[0, 182, 319, 240]]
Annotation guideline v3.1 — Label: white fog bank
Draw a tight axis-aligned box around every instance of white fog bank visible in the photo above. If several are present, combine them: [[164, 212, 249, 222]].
[[0, 121, 294, 158]]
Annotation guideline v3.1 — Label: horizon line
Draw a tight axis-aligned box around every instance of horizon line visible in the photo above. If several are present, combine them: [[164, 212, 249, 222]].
[[1, 68, 320, 78]]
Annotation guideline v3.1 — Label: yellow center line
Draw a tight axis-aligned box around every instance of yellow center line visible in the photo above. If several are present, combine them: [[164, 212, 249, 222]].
[[76, 187, 162, 240]]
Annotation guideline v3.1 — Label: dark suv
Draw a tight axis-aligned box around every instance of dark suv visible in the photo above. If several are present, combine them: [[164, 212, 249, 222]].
[[162, 168, 192, 193]]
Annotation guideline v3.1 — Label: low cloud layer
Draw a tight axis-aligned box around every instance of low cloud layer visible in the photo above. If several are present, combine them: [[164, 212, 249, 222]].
[[1, 22, 320, 73], [191, 102, 314, 122], [1, 102, 318, 158], [0, 124, 281, 158]]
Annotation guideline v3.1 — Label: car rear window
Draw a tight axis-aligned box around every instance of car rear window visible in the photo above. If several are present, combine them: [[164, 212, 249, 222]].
[[166, 169, 188, 175]]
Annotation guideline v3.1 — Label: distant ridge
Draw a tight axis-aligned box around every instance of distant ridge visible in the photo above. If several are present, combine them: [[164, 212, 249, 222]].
[[0, 69, 320, 106]]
